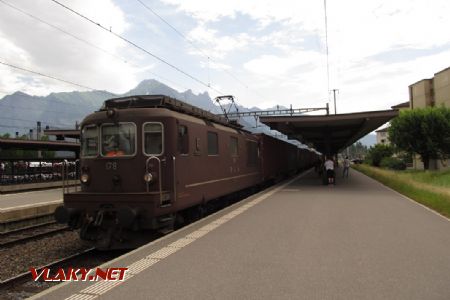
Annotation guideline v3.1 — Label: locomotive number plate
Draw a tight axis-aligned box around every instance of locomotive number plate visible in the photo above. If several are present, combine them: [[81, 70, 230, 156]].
[[105, 162, 118, 170]]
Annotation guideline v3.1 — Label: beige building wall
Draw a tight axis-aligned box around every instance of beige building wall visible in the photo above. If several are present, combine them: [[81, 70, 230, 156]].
[[409, 79, 434, 109], [376, 131, 389, 145], [433, 67, 450, 107], [407, 68, 450, 170]]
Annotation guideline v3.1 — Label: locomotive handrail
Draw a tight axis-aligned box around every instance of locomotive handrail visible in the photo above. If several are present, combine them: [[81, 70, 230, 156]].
[[62, 159, 79, 194], [172, 156, 176, 203], [146, 156, 163, 205], [61, 160, 65, 195], [62, 159, 68, 195], [74, 159, 80, 192]]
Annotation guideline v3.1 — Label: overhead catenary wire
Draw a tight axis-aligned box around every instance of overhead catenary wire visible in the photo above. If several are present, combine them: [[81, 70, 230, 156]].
[[323, 0, 330, 101], [0, 60, 97, 91], [0, 0, 191, 93], [0, 116, 74, 128], [136, 0, 267, 97], [50, 0, 225, 95]]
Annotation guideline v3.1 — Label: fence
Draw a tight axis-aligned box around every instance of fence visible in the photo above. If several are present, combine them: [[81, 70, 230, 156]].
[[0, 158, 79, 185]]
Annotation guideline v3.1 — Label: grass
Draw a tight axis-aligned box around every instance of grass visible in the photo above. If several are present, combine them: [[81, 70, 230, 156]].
[[353, 164, 450, 219], [401, 169, 450, 188]]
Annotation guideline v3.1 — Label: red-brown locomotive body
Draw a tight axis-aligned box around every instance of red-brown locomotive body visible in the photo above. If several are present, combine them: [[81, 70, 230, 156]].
[[55, 95, 319, 249]]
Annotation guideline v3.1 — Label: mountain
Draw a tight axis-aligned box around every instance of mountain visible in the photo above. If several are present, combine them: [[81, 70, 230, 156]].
[[0, 79, 219, 135], [0, 90, 114, 135], [0, 80, 303, 149], [358, 133, 376, 147]]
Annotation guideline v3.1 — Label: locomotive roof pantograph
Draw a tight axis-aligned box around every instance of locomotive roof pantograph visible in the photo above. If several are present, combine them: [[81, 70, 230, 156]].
[[100, 95, 243, 130]]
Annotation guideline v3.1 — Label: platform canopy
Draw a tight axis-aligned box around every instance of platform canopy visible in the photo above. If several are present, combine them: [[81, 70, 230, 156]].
[[43, 129, 80, 140], [260, 109, 398, 155], [0, 138, 79, 152]]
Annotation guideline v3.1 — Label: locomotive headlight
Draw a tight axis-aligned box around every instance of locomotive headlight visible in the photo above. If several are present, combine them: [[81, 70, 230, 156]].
[[80, 173, 90, 184], [106, 108, 116, 118], [143, 172, 153, 183]]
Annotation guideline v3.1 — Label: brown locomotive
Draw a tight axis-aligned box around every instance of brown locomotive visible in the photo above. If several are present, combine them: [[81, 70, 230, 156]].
[[55, 95, 319, 249]]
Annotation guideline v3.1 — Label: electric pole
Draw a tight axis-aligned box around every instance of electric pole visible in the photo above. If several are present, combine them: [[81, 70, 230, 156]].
[[331, 89, 339, 114]]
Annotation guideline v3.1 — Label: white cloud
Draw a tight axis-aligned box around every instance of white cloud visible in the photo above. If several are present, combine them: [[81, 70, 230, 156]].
[[187, 26, 255, 60], [1, 0, 450, 117], [0, 0, 142, 95]]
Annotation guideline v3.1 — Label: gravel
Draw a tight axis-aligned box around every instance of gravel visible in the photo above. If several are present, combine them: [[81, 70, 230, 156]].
[[0, 230, 91, 282]]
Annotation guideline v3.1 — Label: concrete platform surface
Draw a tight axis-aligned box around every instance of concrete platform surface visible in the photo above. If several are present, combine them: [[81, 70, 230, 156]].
[[32, 169, 450, 300], [0, 188, 62, 209]]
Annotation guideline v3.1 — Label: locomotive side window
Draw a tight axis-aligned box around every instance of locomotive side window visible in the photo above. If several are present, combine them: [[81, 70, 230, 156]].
[[229, 136, 238, 157], [207, 131, 218, 155], [246, 140, 258, 166], [178, 125, 189, 155], [81, 126, 98, 157], [101, 123, 136, 157], [143, 123, 163, 155]]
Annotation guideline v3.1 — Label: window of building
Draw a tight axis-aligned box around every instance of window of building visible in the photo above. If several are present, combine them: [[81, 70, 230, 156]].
[[207, 131, 218, 155], [143, 123, 163, 155], [178, 125, 189, 155]]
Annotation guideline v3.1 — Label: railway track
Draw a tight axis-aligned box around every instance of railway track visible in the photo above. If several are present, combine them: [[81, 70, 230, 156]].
[[0, 247, 126, 299], [0, 222, 69, 248]]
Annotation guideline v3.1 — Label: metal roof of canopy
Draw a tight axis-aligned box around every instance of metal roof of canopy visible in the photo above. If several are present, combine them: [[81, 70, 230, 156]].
[[43, 129, 80, 139], [0, 138, 79, 152], [260, 109, 398, 155]]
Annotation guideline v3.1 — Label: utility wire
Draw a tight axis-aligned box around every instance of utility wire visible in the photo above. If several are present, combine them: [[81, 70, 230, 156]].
[[136, 0, 263, 95], [0, 0, 126, 65], [323, 0, 330, 101], [0, 0, 191, 93], [0, 124, 36, 130], [0, 101, 84, 114], [0, 60, 97, 91], [50, 0, 225, 95], [0, 116, 73, 127]]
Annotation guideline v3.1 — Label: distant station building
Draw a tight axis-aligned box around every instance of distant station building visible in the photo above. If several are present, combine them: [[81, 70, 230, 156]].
[[375, 101, 409, 145], [409, 66, 450, 109], [409, 66, 450, 170], [386, 66, 450, 170], [375, 127, 389, 145]]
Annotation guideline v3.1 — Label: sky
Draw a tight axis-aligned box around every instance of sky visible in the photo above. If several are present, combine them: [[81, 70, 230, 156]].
[[1, 0, 450, 113]]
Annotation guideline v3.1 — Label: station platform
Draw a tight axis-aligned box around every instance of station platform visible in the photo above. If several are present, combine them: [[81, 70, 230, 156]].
[[0, 180, 74, 194], [32, 169, 450, 300], [0, 188, 65, 232]]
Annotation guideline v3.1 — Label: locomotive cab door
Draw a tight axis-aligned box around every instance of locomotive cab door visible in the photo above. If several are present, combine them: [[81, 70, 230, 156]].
[[143, 122, 173, 207]]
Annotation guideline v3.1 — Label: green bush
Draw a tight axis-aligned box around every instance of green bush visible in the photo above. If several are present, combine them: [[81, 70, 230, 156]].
[[380, 157, 406, 170], [366, 144, 394, 167]]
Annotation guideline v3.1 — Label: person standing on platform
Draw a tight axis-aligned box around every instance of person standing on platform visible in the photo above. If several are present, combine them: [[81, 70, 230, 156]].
[[343, 156, 350, 178], [324, 156, 335, 185]]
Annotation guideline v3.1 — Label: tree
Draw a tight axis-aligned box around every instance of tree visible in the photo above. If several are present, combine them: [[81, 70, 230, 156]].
[[388, 107, 450, 170], [366, 144, 394, 167], [344, 141, 368, 159]]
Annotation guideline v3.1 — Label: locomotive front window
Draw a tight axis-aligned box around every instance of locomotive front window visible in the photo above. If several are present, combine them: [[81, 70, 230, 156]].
[[101, 123, 136, 157], [144, 123, 163, 155], [81, 126, 98, 157]]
